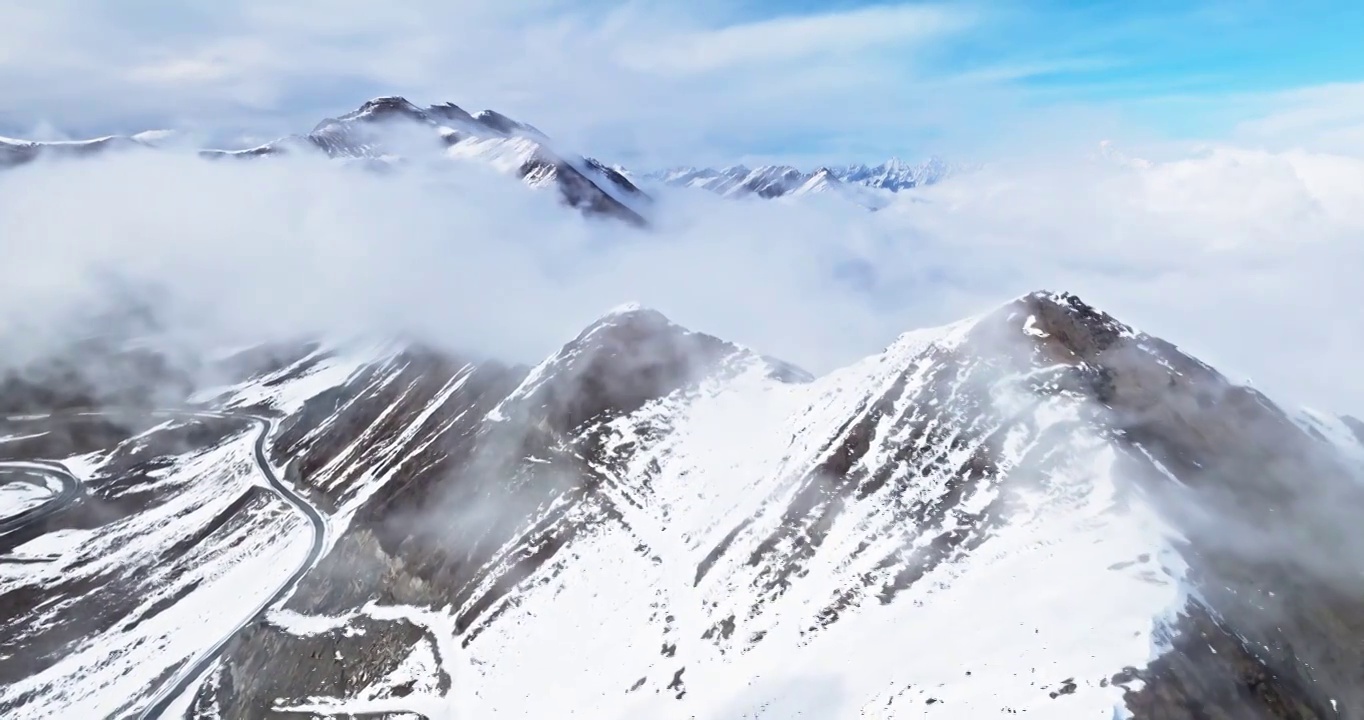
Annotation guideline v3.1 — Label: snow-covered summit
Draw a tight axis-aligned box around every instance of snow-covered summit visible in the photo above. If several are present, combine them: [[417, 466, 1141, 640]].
[[323, 95, 426, 127], [793, 166, 839, 194]]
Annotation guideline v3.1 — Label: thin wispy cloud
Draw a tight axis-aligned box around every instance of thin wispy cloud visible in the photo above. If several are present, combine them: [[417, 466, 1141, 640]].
[[623, 3, 973, 76], [1230, 81, 1364, 151]]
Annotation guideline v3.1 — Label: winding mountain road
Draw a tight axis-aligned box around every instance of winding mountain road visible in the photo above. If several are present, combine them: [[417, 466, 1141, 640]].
[[0, 460, 80, 537], [0, 409, 328, 719]]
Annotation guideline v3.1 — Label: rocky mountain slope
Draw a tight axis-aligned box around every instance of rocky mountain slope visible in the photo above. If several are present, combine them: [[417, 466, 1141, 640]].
[[1, 292, 1362, 718]]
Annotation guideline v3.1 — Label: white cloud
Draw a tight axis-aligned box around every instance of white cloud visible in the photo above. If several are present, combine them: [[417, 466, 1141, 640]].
[[1, 140, 1361, 415], [1231, 81, 1364, 153], [129, 56, 239, 85]]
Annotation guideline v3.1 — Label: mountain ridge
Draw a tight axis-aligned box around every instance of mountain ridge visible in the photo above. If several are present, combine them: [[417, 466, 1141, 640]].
[[3, 288, 1362, 718]]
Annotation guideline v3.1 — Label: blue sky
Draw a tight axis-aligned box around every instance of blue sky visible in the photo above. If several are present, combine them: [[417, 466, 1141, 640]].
[[982, 1, 1364, 130], [2, 1, 1362, 165]]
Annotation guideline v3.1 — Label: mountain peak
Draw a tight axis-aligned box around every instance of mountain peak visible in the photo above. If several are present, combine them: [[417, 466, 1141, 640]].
[[361, 95, 415, 107], [602, 301, 647, 316], [1012, 290, 1136, 354], [1017, 289, 1101, 314], [471, 109, 529, 136], [793, 167, 842, 196], [486, 303, 736, 433], [425, 101, 476, 126], [955, 290, 1144, 380], [577, 303, 681, 345], [347, 96, 425, 121]]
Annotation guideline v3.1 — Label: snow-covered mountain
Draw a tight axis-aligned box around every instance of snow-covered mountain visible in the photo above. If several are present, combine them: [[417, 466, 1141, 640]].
[[204, 96, 650, 225], [3, 291, 1362, 718], [0, 97, 650, 225], [645, 157, 952, 204]]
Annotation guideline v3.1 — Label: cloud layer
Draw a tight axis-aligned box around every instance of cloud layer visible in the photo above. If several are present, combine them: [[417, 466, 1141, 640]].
[[1, 139, 1360, 414]]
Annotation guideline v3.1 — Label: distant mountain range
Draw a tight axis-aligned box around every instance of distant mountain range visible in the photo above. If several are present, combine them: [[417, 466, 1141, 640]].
[[1, 96, 949, 221], [641, 156, 951, 205]]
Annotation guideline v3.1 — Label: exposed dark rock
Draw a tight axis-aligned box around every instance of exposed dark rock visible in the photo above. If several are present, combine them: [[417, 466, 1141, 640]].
[[201, 615, 434, 719], [516, 307, 738, 434], [1124, 602, 1331, 719]]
